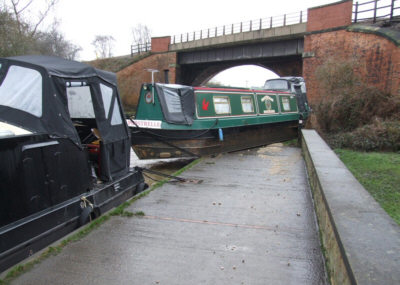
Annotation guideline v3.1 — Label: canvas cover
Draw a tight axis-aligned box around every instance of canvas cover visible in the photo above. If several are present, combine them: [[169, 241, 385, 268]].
[[0, 55, 130, 180], [155, 83, 195, 125]]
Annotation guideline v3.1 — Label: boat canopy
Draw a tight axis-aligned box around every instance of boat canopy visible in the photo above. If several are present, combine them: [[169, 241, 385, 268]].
[[264, 77, 306, 94], [154, 83, 195, 125], [0, 55, 130, 180]]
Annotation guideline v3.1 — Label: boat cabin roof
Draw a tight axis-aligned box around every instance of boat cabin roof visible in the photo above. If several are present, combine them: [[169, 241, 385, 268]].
[[0, 55, 128, 147]]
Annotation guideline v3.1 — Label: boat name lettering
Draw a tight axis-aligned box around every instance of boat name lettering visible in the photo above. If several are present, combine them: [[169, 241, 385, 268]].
[[126, 119, 162, 129]]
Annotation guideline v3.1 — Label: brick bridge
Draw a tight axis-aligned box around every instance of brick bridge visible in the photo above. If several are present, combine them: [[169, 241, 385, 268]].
[[118, 0, 400, 107]]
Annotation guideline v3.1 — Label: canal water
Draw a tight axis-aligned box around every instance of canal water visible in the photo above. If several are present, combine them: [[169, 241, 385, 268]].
[[130, 150, 194, 186]]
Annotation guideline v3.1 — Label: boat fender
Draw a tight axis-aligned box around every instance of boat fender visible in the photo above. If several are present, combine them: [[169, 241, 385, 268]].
[[79, 196, 94, 226], [218, 128, 224, 141], [136, 182, 148, 194]]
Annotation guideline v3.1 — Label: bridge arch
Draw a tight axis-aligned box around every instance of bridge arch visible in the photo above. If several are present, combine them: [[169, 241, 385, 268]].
[[178, 55, 303, 86]]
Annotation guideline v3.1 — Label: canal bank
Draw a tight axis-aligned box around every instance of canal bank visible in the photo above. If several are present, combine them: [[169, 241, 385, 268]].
[[7, 144, 327, 285], [301, 129, 400, 285]]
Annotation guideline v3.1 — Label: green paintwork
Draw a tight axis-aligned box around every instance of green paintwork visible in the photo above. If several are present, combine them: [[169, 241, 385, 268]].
[[134, 84, 307, 131], [135, 85, 164, 121]]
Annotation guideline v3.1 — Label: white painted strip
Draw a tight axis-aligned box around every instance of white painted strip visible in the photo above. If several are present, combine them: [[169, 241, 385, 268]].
[[127, 119, 162, 129]]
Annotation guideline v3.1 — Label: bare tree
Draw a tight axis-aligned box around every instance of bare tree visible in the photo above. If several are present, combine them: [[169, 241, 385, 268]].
[[131, 24, 151, 52], [9, 0, 59, 36], [92, 35, 115, 58], [0, 0, 81, 59]]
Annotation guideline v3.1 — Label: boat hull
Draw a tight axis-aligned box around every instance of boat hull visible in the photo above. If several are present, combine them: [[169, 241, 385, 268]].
[[130, 120, 299, 159], [0, 168, 146, 272]]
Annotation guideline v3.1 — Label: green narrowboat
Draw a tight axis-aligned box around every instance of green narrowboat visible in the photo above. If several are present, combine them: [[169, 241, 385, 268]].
[[128, 79, 309, 159]]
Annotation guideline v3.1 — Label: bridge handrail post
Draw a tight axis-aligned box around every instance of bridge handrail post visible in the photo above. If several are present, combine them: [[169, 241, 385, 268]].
[[207, 28, 210, 38], [223, 25, 225, 35], [390, 0, 394, 20], [259, 18, 262, 29], [240, 22, 242, 33], [270, 16, 273, 28], [250, 20, 252, 31], [300, 10, 303, 23], [354, 1, 359, 23], [373, 0, 378, 23], [200, 30, 202, 39], [283, 14, 286, 26]]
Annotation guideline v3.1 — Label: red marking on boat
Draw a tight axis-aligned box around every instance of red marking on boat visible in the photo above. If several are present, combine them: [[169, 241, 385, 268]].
[[202, 98, 209, 110]]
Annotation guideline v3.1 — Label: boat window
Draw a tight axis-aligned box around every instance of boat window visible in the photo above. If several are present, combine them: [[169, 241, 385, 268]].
[[282, 97, 291, 111], [100, 83, 113, 119], [110, 99, 122, 125], [241, 96, 254, 113], [213, 96, 231, 114], [0, 65, 43, 117], [67, 86, 95, 118]]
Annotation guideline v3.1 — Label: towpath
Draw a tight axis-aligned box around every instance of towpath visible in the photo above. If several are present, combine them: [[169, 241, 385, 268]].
[[12, 144, 327, 284]]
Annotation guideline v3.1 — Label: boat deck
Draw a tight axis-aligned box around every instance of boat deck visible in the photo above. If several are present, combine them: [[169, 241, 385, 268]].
[[10, 144, 327, 284]]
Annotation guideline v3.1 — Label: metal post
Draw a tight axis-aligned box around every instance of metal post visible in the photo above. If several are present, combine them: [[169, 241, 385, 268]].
[[186, 33, 188, 42], [223, 25, 225, 35], [283, 14, 286, 26], [259, 18, 262, 30], [270, 16, 273, 28], [373, 0, 378, 23], [250, 20, 253, 31], [231, 23, 234, 34], [240, 22, 242, 33], [200, 30, 202, 39], [215, 27, 217, 36], [300, 11, 303, 23], [354, 2, 358, 23], [193, 31, 195, 40], [207, 28, 210, 38], [390, 0, 395, 20]]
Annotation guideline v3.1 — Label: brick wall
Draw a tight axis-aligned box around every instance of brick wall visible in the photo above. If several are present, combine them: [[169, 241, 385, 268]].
[[307, 0, 353, 32], [303, 29, 400, 103], [151, 36, 171, 53], [117, 52, 177, 109]]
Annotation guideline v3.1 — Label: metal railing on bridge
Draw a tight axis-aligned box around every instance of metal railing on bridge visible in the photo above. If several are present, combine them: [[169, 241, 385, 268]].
[[130, 42, 151, 57], [131, 1, 400, 51], [171, 10, 308, 44], [353, 0, 400, 23]]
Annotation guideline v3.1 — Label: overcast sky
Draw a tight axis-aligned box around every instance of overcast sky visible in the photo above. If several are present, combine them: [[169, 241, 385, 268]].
[[42, 0, 337, 86]]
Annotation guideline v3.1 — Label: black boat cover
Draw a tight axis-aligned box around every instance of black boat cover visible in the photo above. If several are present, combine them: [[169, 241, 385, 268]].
[[155, 83, 195, 125], [0, 55, 130, 180]]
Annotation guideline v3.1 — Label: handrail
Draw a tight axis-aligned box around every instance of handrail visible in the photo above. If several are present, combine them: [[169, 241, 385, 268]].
[[131, 1, 400, 52], [170, 10, 308, 44], [130, 42, 151, 57], [353, 0, 399, 23]]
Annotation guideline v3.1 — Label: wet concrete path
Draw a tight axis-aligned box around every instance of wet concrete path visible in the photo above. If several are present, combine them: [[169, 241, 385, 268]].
[[13, 144, 327, 285]]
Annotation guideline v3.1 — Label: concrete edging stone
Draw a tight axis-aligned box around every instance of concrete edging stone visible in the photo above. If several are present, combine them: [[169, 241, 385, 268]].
[[301, 129, 400, 285]]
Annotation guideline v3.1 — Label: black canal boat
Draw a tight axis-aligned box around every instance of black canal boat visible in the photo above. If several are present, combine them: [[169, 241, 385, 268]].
[[0, 55, 146, 272]]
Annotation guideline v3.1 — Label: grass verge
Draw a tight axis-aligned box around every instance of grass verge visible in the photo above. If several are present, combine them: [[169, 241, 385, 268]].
[[335, 149, 400, 225], [0, 158, 202, 284]]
